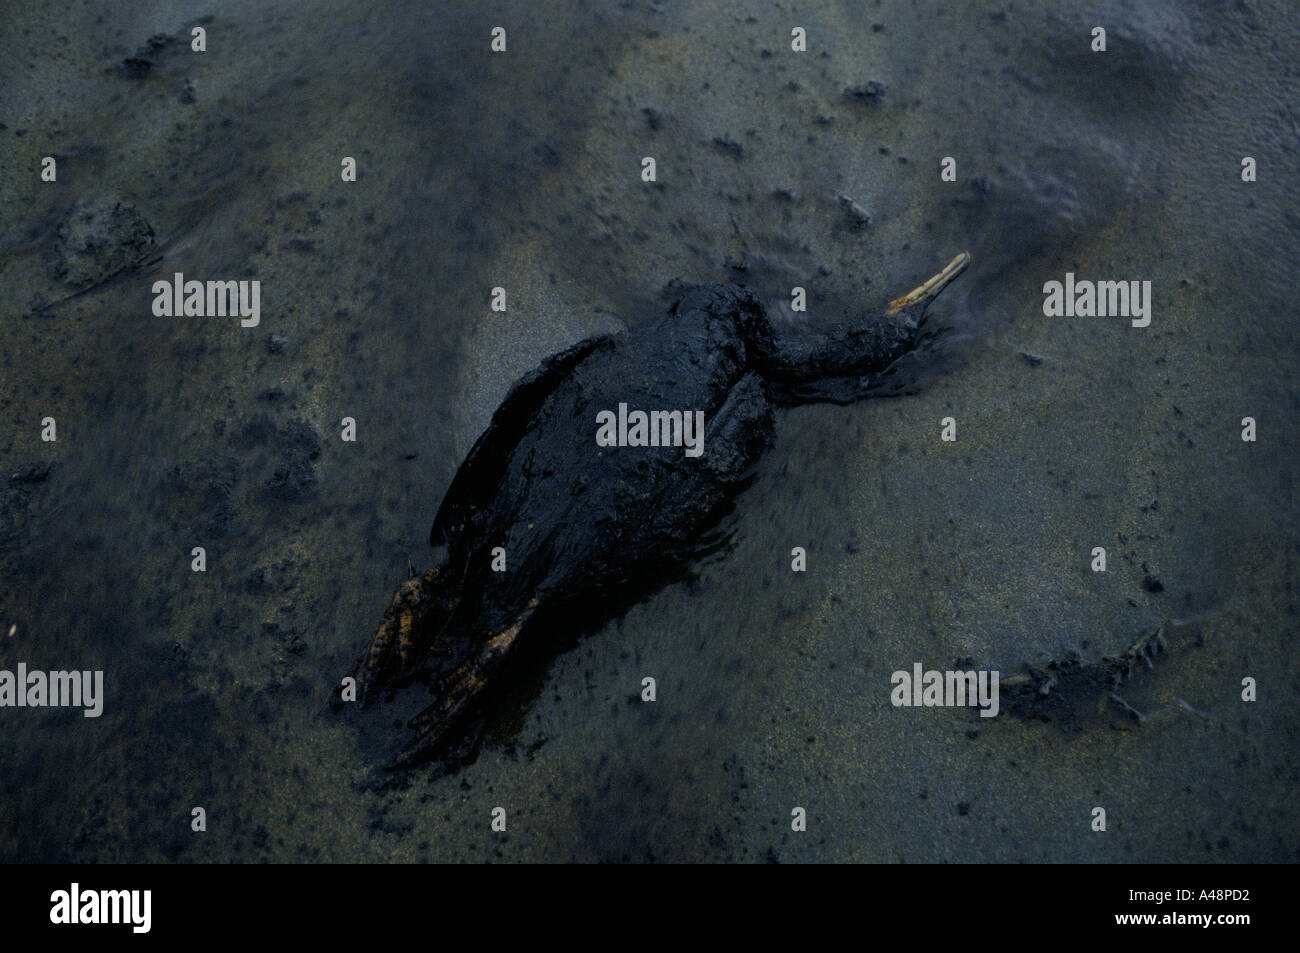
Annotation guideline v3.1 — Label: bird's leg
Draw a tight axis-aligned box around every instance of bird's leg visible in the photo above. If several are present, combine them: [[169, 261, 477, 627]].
[[357, 561, 455, 707], [389, 599, 539, 769]]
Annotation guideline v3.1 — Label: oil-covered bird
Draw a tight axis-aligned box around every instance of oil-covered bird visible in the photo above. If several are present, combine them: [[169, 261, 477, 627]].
[[355, 252, 970, 767]]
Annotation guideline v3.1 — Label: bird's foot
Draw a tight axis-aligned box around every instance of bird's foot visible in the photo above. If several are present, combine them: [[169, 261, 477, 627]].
[[357, 564, 448, 707], [388, 600, 538, 769]]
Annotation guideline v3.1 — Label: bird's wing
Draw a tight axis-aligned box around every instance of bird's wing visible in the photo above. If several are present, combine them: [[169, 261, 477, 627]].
[[429, 334, 614, 546]]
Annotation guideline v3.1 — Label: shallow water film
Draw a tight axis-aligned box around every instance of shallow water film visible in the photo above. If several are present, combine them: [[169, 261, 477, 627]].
[[0, 0, 1296, 863]]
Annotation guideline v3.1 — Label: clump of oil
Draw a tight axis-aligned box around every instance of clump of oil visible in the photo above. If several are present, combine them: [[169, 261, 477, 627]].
[[48, 195, 155, 291]]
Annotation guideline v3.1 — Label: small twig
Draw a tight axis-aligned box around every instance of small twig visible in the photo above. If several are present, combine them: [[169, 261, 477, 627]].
[[1176, 697, 1210, 721], [1108, 691, 1147, 722]]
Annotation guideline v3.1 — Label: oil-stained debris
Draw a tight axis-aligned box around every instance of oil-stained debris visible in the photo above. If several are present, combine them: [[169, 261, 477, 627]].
[[48, 196, 156, 291], [120, 33, 180, 79], [999, 619, 1204, 724], [712, 135, 743, 159], [837, 193, 873, 228], [842, 81, 887, 103], [9, 461, 52, 484]]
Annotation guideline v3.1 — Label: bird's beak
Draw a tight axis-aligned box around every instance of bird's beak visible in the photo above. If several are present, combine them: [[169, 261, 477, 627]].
[[885, 252, 971, 317]]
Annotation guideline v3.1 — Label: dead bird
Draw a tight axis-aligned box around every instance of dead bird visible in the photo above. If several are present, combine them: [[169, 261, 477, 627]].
[[356, 252, 971, 767]]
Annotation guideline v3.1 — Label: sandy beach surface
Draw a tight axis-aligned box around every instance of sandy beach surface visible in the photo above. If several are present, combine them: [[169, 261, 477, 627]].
[[0, 0, 1295, 861]]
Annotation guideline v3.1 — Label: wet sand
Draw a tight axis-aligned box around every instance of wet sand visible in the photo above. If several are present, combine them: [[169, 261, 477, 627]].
[[0, 0, 1296, 861]]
